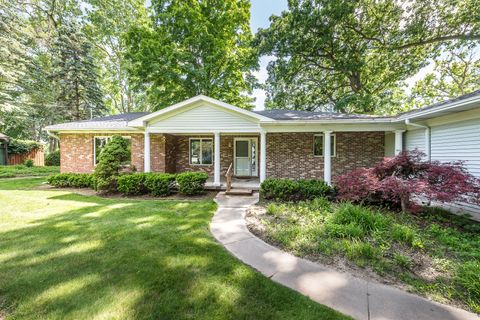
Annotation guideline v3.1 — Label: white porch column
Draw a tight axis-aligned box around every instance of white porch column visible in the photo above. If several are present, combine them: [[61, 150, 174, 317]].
[[324, 131, 332, 185], [260, 131, 267, 182], [214, 132, 221, 186], [395, 130, 405, 155], [144, 131, 151, 172]]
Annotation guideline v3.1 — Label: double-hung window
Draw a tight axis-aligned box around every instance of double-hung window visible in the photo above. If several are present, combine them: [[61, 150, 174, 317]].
[[313, 134, 336, 157], [94, 136, 131, 165], [189, 138, 213, 165]]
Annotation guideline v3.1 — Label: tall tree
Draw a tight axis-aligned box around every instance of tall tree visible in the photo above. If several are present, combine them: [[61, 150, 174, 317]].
[[52, 23, 106, 120], [84, 0, 149, 113], [256, 0, 480, 114], [409, 49, 480, 108], [125, 0, 258, 110]]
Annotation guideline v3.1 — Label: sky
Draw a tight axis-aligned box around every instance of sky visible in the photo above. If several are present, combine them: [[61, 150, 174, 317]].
[[249, 0, 289, 110]]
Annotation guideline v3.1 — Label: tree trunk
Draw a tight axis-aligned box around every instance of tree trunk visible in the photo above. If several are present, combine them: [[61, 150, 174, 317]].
[[400, 194, 410, 213]]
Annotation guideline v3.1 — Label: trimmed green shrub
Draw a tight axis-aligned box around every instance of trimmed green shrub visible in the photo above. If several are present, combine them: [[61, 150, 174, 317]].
[[145, 173, 176, 196], [24, 159, 34, 167], [260, 178, 334, 202], [176, 172, 209, 195], [45, 150, 60, 166], [93, 135, 130, 193], [48, 173, 93, 188], [117, 173, 148, 195]]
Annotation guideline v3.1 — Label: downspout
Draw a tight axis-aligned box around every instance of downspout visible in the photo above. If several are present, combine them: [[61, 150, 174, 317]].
[[405, 119, 431, 161]]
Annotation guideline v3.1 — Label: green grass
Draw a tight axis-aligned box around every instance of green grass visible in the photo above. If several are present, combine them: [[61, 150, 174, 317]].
[[0, 178, 348, 320], [259, 199, 480, 313], [0, 165, 59, 178]]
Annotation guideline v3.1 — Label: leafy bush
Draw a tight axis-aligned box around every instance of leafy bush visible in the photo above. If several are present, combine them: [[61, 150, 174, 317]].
[[93, 135, 130, 193], [117, 173, 177, 196], [260, 178, 334, 202], [144, 173, 176, 196], [24, 159, 34, 167], [336, 150, 480, 212], [176, 172, 209, 195], [48, 173, 93, 188], [7, 139, 42, 155], [117, 173, 148, 195], [45, 150, 60, 166]]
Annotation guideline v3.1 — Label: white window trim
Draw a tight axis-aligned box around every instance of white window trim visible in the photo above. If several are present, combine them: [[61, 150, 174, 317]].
[[189, 137, 213, 166], [313, 134, 336, 157], [93, 136, 131, 165]]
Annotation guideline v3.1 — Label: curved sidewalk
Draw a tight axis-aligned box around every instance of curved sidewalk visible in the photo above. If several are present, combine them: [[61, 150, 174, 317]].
[[211, 192, 479, 320]]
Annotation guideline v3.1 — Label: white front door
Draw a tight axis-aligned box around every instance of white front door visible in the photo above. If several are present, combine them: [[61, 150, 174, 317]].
[[234, 138, 258, 177]]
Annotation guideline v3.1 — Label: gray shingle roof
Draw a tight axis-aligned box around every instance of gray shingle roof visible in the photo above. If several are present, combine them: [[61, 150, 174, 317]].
[[253, 109, 389, 120], [398, 89, 480, 117], [45, 112, 150, 131]]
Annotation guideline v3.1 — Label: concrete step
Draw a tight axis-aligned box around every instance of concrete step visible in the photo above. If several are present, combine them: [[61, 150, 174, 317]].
[[225, 189, 253, 196]]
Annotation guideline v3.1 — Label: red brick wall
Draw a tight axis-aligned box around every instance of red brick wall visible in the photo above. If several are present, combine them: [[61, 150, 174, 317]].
[[59, 133, 144, 173], [266, 132, 385, 180], [175, 136, 214, 175]]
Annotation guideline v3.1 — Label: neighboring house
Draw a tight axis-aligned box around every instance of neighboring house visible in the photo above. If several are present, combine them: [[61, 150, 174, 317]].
[[0, 133, 9, 166], [45, 92, 480, 211]]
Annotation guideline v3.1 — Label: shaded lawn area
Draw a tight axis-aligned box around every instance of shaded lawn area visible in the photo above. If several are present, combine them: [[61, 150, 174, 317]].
[[0, 165, 59, 178], [249, 200, 480, 313], [0, 178, 348, 320]]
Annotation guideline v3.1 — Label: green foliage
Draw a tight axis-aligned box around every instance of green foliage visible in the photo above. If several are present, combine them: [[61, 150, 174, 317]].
[[7, 139, 42, 155], [93, 135, 130, 192], [260, 178, 334, 202], [0, 165, 59, 178], [117, 173, 149, 195], [258, 199, 480, 312], [408, 49, 480, 108], [117, 173, 178, 197], [256, 0, 480, 114], [175, 172, 209, 195], [47, 173, 93, 188], [144, 173, 176, 196], [45, 150, 60, 166], [23, 159, 34, 167], [125, 0, 257, 110]]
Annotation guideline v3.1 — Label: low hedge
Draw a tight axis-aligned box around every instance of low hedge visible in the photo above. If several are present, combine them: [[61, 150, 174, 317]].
[[260, 178, 335, 202], [48, 173, 93, 188], [176, 172, 209, 195], [144, 173, 176, 196], [117, 173, 177, 196], [117, 173, 149, 195]]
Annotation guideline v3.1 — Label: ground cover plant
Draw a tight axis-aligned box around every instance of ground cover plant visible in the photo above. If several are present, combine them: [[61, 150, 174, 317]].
[[0, 178, 348, 320], [0, 165, 59, 178], [248, 199, 480, 313]]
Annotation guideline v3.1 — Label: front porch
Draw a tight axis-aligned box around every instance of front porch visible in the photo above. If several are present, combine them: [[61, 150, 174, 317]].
[[205, 176, 261, 191]]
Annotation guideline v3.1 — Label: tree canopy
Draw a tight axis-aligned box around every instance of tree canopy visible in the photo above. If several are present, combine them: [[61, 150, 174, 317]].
[[256, 0, 480, 114], [125, 0, 258, 110]]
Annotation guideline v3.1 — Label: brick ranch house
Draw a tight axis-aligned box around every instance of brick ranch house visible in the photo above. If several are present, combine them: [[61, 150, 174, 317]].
[[46, 92, 480, 211]]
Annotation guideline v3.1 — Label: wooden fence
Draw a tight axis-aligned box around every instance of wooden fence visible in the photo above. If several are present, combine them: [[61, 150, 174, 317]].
[[8, 147, 45, 166]]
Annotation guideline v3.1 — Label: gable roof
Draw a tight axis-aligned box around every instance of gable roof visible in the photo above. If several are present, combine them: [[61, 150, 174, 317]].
[[44, 91, 480, 132], [128, 95, 273, 127]]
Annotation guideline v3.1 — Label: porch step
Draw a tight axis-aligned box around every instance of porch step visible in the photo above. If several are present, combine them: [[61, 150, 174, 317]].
[[225, 189, 253, 196]]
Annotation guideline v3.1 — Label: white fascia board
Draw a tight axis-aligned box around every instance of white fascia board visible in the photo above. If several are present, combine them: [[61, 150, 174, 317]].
[[128, 95, 273, 127], [147, 128, 263, 134], [396, 96, 480, 121], [48, 128, 143, 133], [260, 122, 405, 132], [259, 118, 395, 125]]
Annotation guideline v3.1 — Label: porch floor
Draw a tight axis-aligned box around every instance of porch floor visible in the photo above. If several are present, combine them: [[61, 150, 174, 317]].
[[205, 177, 260, 191]]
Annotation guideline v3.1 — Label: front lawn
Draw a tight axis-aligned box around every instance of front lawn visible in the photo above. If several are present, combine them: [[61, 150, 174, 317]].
[[0, 178, 348, 320], [247, 199, 480, 313], [0, 165, 59, 178]]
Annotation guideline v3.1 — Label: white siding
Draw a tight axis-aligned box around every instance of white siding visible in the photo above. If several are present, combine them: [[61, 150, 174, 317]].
[[405, 128, 426, 154], [149, 104, 260, 131], [430, 118, 480, 178]]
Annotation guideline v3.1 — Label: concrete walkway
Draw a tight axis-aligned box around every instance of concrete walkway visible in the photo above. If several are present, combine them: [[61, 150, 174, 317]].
[[211, 192, 479, 320]]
